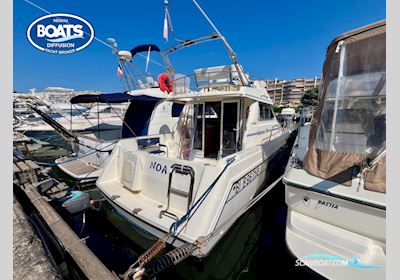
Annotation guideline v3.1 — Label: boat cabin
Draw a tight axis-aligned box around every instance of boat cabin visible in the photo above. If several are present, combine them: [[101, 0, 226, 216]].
[[133, 64, 284, 162]]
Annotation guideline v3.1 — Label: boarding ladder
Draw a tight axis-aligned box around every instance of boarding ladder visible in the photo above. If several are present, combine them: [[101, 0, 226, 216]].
[[159, 164, 195, 221]]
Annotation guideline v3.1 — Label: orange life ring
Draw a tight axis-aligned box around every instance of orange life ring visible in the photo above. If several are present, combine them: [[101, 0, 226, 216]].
[[158, 73, 174, 93]]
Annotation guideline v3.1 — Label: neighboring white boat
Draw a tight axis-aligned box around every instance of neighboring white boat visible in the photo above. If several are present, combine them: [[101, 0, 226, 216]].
[[13, 89, 126, 137], [280, 107, 296, 117], [97, 1, 291, 259], [14, 105, 123, 134], [283, 20, 386, 279], [298, 106, 315, 126], [55, 44, 185, 182], [55, 91, 183, 182], [278, 107, 298, 132]]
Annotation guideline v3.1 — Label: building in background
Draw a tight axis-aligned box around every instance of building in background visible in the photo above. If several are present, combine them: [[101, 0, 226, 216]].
[[264, 77, 321, 105]]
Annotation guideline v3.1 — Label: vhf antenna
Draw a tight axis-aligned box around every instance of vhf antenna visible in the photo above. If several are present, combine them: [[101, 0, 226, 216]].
[[191, 0, 249, 86], [107, 38, 133, 91], [107, 37, 118, 54]]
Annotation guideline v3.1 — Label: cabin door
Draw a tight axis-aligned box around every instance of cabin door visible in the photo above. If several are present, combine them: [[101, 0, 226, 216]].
[[203, 102, 221, 158], [221, 101, 239, 157]]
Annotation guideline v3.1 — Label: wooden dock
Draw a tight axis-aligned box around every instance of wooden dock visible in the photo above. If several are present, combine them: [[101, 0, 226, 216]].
[[13, 195, 61, 280], [14, 159, 117, 280]]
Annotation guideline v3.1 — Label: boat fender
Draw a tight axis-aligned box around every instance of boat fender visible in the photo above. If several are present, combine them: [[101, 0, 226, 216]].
[[158, 73, 174, 93]]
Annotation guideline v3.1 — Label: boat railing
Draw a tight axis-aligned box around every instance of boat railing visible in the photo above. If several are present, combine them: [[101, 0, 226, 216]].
[[132, 73, 159, 89], [262, 124, 283, 144], [194, 67, 241, 90], [171, 68, 242, 95], [173, 74, 195, 95]]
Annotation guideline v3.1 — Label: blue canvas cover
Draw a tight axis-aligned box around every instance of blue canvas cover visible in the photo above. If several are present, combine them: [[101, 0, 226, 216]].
[[70, 93, 161, 104], [130, 44, 160, 58], [121, 99, 160, 138]]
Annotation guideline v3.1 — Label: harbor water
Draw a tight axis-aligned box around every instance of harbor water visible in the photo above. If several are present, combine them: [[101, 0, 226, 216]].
[[17, 131, 322, 280]]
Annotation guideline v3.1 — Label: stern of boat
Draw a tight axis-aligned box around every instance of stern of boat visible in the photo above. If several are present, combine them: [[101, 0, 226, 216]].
[[283, 167, 386, 279]]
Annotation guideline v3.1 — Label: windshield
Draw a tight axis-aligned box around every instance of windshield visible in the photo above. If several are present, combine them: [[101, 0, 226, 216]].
[[315, 32, 386, 154]]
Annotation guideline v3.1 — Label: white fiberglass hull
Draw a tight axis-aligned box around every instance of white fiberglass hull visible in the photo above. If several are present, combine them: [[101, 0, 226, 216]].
[[97, 132, 290, 258], [14, 116, 122, 133], [284, 170, 386, 279], [55, 137, 116, 182]]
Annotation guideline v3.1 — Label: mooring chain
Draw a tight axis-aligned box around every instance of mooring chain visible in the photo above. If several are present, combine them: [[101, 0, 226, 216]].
[[121, 234, 170, 280]]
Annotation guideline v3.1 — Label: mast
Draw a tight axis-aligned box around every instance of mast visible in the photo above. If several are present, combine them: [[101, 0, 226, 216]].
[[191, 0, 249, 86]]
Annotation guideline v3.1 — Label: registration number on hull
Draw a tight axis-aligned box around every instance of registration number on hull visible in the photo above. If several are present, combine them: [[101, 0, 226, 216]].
[[226, 165, 262, 203]]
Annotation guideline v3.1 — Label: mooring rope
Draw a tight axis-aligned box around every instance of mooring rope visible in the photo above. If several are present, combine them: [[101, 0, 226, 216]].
[[124, 172, 284, 280], [122, 157, 236, 279]]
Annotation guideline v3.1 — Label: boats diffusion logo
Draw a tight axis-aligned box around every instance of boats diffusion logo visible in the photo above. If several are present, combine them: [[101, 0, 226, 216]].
[[295, 254, 383, 269], [27, 13, 94, 54]]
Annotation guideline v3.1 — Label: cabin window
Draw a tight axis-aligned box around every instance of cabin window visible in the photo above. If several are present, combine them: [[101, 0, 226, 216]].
[[172, 103, 184, 117], [102, 107, 112, 113], [259, 103, 273, 121], [50, 113, 63, 119]]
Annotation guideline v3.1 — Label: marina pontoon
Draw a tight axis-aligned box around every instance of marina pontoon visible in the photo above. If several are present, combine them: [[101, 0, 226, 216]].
[[284, 20, 386, 279]]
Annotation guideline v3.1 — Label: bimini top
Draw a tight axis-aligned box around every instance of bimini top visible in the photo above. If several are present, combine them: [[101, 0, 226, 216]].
[[328, 20, 385, 47], [130, 44, 160, 57], [70, 92, 162, 104]]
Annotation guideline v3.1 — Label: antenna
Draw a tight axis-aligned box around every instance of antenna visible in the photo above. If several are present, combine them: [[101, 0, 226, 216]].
[[191, 0, 249, 86], [107, 37, 118, 54]]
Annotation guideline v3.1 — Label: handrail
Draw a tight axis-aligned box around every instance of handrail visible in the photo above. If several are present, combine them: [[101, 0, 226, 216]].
[[171, 68, 244, 94], [261, 124, 282, 144]]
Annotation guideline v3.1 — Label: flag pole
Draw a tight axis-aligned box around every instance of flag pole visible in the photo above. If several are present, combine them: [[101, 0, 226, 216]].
[[163, 0, 169, 41], [145, 46, 151, 73]]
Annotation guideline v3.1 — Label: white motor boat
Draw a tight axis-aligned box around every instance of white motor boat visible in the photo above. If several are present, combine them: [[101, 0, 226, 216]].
[[55, 44, 185, 182], [278, 107, 298, 132], [55, 91, 183, 182], [97, 1, 291, 260], [14, 104, 123, 135], [283, 20, 386, 279], [280, 107, 296, 117], [13, 92, 89, 126]]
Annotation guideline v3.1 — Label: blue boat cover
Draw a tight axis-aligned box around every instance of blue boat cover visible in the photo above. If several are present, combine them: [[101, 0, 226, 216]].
[[122, 99, 159, 138], [70, 93, 161, 104], [130, 44, 160, 57]]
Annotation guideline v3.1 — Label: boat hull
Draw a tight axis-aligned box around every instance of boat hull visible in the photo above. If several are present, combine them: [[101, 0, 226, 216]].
[[98, 132, 290, 258], [285, 183, 386, 279]]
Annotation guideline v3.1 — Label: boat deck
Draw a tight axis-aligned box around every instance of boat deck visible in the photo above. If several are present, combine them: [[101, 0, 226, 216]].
[[58, 159, 100, 177], [283, 167, 386, 208]]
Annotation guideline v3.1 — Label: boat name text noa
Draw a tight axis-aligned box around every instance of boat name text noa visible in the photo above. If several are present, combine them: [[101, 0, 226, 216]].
[[149, 161, 168, 175]]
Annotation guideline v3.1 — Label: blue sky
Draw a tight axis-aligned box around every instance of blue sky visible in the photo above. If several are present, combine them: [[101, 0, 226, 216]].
[[14, 0, 385, 92]]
